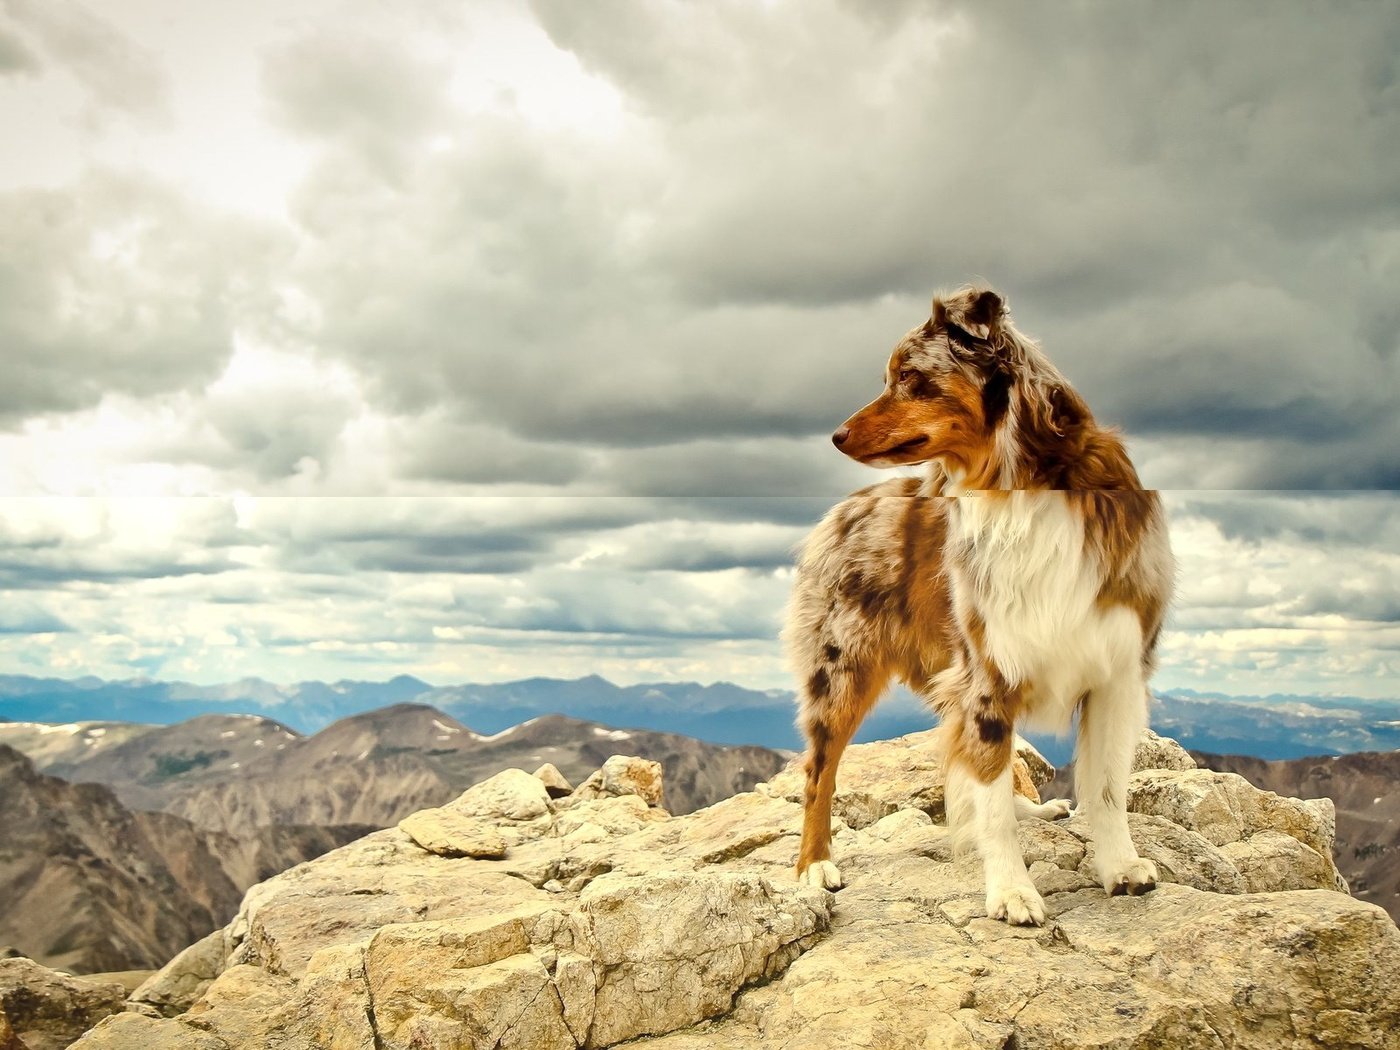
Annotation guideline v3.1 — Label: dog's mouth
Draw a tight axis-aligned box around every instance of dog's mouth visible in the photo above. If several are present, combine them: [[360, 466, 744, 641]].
[[860, 435, 929, 463]]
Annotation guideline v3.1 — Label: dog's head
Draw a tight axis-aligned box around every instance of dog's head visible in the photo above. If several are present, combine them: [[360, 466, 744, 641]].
[[832, 286, 1014, 485]]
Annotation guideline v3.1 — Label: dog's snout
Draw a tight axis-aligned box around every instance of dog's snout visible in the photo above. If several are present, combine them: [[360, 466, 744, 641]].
[[832, 426, 850, 448]]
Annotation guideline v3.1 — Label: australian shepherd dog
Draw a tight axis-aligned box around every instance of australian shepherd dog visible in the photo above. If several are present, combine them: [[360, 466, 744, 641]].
[[785, 285, 1173, 926]]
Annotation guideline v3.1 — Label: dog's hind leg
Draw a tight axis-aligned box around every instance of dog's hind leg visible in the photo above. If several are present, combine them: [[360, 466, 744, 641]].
[[1076, 668, 1157, 896], [795, 663, 885, 890]]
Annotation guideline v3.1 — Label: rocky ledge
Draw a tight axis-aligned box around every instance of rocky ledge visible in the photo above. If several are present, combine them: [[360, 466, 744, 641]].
[[53, 731, 1400, 1050]]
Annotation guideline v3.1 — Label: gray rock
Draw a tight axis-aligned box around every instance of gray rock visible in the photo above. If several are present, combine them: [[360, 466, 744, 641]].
[[1128, 767, 1345, 888], [0, 958, 125, 1050], [360, 874, 828, 1050], [566, 872, 830, 1046], [398, 808, 509, 858], [534, 762, 575, 797], [71, 1012, 229, 1049], [446, 767, 552, 822], [765, 729, 1053, 830], [129, 929, 226, 1018], [572, 755, 665, 807], [1132, 727, 1196, 772], [1221, 830, 1339, 893]]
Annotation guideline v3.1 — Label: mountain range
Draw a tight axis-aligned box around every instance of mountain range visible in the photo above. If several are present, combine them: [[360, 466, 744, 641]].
[[0, 704, 787, 836], [0, 743, 370, 974], [0, 701, 789, 972], [3, 673, 1397, 762]]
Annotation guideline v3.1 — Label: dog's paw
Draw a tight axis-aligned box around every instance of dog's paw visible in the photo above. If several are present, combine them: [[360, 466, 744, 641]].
[[798, 860, 844, 890], [1041, 797, 1073, 820], [1103, 857, 1159, 897], [986, 883, 1046, 926], [1014, 795, 1074, 823]]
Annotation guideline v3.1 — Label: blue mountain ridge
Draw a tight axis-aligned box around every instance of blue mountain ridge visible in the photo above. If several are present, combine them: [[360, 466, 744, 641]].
[[0, 673, 1396, 763]]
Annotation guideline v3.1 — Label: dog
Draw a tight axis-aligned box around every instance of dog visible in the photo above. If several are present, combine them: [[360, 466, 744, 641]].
[[784, 285, 1173, 926]]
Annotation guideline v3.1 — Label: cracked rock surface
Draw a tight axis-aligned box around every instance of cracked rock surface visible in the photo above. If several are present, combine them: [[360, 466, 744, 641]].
[[70, 729, 1400, 1049]]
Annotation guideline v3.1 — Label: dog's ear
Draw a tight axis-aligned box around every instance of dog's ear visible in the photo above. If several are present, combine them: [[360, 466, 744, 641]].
[[932, 287, 1006, 342]]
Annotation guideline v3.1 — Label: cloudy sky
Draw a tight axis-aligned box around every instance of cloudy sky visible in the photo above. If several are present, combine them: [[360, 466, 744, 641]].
[[0, 0, 1396, 703]]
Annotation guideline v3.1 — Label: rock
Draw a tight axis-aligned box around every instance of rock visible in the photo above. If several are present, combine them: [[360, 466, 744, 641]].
[[0, 958, 125, 1050], [211, 827, 553, 978], [534, 762, 575, 797], [360, 874, 828, 1050], [1132, 727, 1196, 772], [1107, 814, 1246, 895], [1013, 734, 1056, 787], [554, 794, 667, 841], [71, 1012, 229, 1049], [1127, 767, 1344, 888], [1011, 757, 1042, 803], [130, 929, 226, 1018], [572, 755, 665, 807], [568, 872, 830, 1046], [181, 964, 299, 1047], [364, 905, 571, 1050], [78, 731, 1400, 1050], [399, 808, 509, 858], [0, 1009, 23, 1050], [765, 728, 1050, 829], [446, 768, 552, 821], [1221, 830, 1338, 893], [290, 942, 376, 1050]]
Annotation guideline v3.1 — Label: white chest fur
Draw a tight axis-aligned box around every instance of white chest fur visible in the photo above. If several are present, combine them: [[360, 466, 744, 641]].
[[949, 492, 1141, 727]]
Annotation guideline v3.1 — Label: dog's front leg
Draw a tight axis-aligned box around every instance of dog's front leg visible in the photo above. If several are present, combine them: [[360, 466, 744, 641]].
[[1076, 672, 1158, 896], [948, 758, 1045, 925], [940, 673, 1045, 926]]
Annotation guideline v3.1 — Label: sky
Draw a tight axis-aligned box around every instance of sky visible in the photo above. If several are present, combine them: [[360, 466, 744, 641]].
[[0, 0, 1397, 702]]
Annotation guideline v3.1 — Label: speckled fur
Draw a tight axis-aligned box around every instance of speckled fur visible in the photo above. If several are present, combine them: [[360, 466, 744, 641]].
[[785, 286, 1174, 920]]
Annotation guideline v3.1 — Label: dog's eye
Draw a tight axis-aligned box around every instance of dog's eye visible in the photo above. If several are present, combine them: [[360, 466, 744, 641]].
[[897, 369, 916, 384]]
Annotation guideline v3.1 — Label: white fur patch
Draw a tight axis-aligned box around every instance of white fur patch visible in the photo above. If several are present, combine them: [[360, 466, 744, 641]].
[[950, 492, 1142, 732], [947, 764, 1047, 927], [798, 860, 843, 890]]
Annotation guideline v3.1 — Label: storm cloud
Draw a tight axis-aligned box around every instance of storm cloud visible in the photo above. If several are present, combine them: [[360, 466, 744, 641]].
[[0, 0, 1396, 699]]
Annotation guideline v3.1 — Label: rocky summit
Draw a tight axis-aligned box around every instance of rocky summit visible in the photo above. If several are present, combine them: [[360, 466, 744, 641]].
[[47, 729, 1400, 1050]]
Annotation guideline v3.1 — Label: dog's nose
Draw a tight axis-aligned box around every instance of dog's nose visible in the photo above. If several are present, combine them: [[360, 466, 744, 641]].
[[832, 426, 850, 448]]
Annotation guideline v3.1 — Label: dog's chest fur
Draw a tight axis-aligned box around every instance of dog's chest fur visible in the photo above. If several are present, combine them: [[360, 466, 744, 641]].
[[948, 492, 1140, 725]]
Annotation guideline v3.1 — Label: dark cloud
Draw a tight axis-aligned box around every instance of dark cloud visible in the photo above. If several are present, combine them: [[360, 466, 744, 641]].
[[583, 437, 869, 500], [4, 0, 170, 121], [278, 532, 551, 578], [0, 600, 69, 634], [202, 378, 361, 483], [233, 0, 1400, 489], [0, 172, 285, 426], [0, 25, 39, 73], [1181, 493, 1400, 549], [393, 417, 592, 487], [262, 30, 451, 181], [0, 551, 234, 589], [1285, 587, 1400, 624]]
